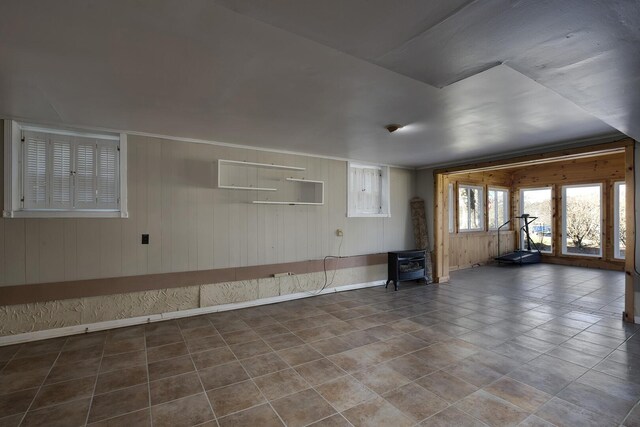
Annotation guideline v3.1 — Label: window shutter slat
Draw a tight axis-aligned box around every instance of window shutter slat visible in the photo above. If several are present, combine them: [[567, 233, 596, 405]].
[[97, 142, 119, 208], [23, 133, 48, 209], [51, 139, 72, 209], [74, 140, 97, 208]]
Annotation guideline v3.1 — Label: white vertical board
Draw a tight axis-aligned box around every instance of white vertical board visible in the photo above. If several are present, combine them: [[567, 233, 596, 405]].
[[39, 219, 64, 282], [160, 139, 174, 273], [212, 147, 230, 268], [146, 138, 163, 273], [3, 218, 26, 285], [63, 219, 77, 281], [24, 219, 39, 283], [135, 139, 149, 274], [121, 139, 138, 276], [195, 143, 215, 270], [76, 218, 101, 280]]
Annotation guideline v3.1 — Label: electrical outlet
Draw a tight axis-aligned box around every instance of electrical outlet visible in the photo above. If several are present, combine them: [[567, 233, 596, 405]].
[[336, 229, 343, 236]]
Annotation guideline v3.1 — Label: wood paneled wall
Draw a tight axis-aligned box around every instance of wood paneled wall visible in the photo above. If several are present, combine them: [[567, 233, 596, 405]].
[[511, 154, 625, 187], [441, 151, 627, 274], [445, 170, 515, 270], [0, 134, 415, 287], [512, 152, 625, 269], [449, 231, 516, 271]]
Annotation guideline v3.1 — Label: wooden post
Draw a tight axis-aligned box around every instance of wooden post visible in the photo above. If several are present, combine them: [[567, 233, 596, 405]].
[[434, 172, 450, 282], [624, 143, 635, 323], [605, 180, 613, 261], [553, 185, 560, 257]]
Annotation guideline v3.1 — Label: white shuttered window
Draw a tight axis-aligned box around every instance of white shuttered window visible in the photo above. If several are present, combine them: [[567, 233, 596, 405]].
[[74, 140, 97, 208], [20, 129, 120, 213], [347, 162, 390, 217], [50, 139, 72, 209], [97, 142, 119, 208], [23, 135, 48, 209]]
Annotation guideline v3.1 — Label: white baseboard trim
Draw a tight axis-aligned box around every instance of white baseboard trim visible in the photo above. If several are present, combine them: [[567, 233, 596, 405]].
[[0, 280, 385, 346]]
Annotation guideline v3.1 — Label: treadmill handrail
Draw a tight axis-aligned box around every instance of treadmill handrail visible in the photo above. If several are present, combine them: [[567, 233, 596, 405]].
[[496, 215, 542, 262], [497, 219, 512, 259]]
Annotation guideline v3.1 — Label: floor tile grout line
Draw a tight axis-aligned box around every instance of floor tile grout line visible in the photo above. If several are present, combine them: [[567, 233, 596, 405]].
[[13, 346, 65, 427], [82, 336, 107, 427], [143, 322, 154, 427], [176, 321, 217, 425], [217, 326, 289, 426]]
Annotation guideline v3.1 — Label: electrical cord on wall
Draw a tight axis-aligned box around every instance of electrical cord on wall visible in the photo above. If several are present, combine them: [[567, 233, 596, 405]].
[[290, 233, 345, 296]]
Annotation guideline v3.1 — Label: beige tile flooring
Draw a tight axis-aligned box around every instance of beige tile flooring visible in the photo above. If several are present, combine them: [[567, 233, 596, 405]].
[[1, 264, 640, 426]]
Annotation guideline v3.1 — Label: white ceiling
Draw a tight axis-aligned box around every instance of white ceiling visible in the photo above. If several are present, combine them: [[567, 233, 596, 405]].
[[0, 1, 636, 167]]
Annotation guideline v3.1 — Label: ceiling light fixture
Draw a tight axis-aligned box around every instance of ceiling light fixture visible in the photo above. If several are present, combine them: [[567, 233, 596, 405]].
[[385, 124, 404, 133]]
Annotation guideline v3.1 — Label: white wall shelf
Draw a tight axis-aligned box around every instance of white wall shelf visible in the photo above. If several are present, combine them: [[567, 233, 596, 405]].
[[218, 185, 277, 191], [252, 201, 322, 205], [217, 159, 324, 205], [218, 159, 305, 171]]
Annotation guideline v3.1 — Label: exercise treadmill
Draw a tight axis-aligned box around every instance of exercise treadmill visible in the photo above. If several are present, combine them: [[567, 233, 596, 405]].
[[495, 214, 542, 265]]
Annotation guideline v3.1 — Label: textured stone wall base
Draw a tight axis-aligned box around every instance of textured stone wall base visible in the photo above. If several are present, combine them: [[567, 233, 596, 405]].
[[0, 265, 385, 344]]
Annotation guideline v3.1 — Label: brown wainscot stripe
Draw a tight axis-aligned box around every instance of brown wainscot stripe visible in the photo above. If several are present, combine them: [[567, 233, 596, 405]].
[[0, 253, 388, 306]]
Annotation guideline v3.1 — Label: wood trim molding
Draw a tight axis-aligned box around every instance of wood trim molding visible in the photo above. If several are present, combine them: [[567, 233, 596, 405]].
[[624, 144, 636, 323], [0, 253, 388, 306], [434, 138, 633, 175], [434, 173, 449, 282], [540, 255, 624, 271]]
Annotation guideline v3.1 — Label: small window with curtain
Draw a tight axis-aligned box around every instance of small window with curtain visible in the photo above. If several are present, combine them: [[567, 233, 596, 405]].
[[488, 187, 509, 230], [347, 162, 390, 217], [4, 121, 127, 218]]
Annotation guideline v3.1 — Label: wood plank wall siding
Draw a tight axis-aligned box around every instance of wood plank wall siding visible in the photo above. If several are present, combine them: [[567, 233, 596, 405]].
[[511, 152, 625, 269], [434, 139, 633, 284], [446, 169, 515, 271], [449, 231, 516, 271], [0, 131, 415, 295]]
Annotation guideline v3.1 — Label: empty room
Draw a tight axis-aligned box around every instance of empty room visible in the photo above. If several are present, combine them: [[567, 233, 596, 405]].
[[1, 1, 640, 426]]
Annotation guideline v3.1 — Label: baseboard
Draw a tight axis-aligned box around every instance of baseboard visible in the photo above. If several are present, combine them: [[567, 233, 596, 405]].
[[0, 280, 385, 346]]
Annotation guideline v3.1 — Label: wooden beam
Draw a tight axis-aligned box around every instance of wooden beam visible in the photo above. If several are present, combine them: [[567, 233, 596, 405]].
[[553, 185, 560, 257], [434, 138, 632, 175], [541, 256, 623, 271], [605, 180, 613, 261], [624, 143, 636, 323], [434, 172, 449, 282]]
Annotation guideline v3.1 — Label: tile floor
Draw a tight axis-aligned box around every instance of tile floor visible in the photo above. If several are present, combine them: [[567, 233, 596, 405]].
[[1, 263, 640, 426]]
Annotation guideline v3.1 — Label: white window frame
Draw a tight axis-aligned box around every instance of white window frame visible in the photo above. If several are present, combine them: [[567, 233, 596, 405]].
[[457, 184, 484, 232], [3, 120, 128, 218], [488, 187, 509, 230], [614, 181, 626, 260], [561, 183, 603, 258], [519, 186, 553, 254], [347, 162, 390, 218], [448, 183, 454, 233]]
